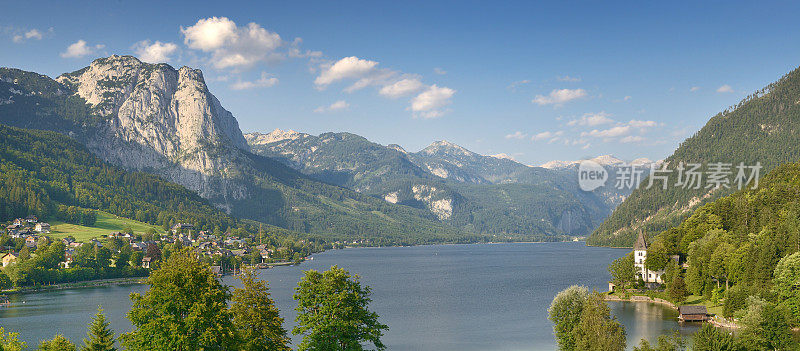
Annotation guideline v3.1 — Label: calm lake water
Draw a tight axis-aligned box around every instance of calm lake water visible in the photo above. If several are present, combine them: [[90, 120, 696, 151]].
[[0, 242, 699, 350]]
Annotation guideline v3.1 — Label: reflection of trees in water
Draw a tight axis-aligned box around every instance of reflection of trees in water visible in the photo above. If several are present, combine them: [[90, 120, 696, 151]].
[[608, 301, 700, 346]]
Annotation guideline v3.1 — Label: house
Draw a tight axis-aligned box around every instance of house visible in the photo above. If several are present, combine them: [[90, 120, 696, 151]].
[[209, 265, 222, 276], [633, 231, 664, 286], [260, 248, 274, 261], [61, 237, 75, 245], [25, 235, 39, 248], [172, 223, 194, 234], [678, 305, 708, 322], [12, 218, 25, 226], [142, 256, 153, 269], [1, 253, 17, 267], [131, 242, 147, 251], [24, 215, 38, 223], [34, 222, 50, 233]]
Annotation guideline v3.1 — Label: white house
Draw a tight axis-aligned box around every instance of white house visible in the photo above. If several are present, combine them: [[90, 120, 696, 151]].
[[633, 231, 664, 285]]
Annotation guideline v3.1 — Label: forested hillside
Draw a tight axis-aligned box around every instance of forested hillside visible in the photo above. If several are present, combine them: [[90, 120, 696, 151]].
[[589, 65, 800, 247], [0, 123, 237, 231], [645, 161, 800, 321]]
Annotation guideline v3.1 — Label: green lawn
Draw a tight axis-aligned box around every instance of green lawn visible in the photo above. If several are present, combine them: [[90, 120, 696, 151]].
[[47, 211, 161, 242]]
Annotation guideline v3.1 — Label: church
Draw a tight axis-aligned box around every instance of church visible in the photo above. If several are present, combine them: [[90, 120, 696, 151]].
[[633, 231, 665, 286]]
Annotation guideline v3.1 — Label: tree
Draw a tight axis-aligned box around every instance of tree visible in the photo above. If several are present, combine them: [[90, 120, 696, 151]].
[[608, 253, 636, 291], [645, 241, 669, 271], [773, 252, 800, 325], [666, 273, 688, 303], [38, 334, 76, 351], [81, 307, 115, 351], [0, 327, 26, 351], [0, 271, 11, 290], [633, 331, 685, 351], [691, 324, 738, 351], [572, 292, 626, 351], [231, 267, 290, 351], [293, 265, 388, 351], [548, 285, 588, 350], [122, 249, 239, 350], [129, 251, 143, 267]]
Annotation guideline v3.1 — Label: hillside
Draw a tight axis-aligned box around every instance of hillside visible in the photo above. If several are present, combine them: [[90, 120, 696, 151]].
[[0, 123, 238, 231], [0, 57, 471, 243], [589, 65, 800, 247], [646, 161, 800, 315]]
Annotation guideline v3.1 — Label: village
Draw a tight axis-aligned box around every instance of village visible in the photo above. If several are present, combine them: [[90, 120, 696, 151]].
[[0, 215, 318, 291]]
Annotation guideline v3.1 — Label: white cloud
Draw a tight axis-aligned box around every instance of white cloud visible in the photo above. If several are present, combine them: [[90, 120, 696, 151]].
[[620, 135, 645, 143], [583, 125, 631, 138], [132, 40, 178, 63], [314, 56, 379, 88], [531, 130, 563, 141], [505, 131, 527, 139], [624, 95, 632, 101], [434, 67, 447, 75], [12, 28, 45, 43], [627, 120, 658, 128], [716, 84, 733, 93], [230, 71, 279, 90], [288, 38, 322, 59], [567, 112, 614, 127], [557, 75, 581, 82], [314, 100, 350, 113], [532, 88, 587, 106], [379, 78, 424, 98], [508, 79, 530, 91], [410, 85, 455, 119], [182, 17, 283, 70], [690, 86, 700, 92], [60, 40, 104, 58]]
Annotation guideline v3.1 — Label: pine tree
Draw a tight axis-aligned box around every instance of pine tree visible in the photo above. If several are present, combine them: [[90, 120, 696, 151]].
[[81, 306, 116, 351]]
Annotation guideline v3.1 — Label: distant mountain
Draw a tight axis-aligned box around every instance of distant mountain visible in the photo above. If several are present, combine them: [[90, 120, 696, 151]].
[[0, 56, 469, 243], [247, 129, 625, 236], [588, 64, 800, 247]]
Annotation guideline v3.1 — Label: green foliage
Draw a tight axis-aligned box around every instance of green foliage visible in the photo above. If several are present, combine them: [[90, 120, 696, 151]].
[[0, 270, 12, 289], [773, 252, 800, 324], [549, 286, 626, 351], [633, 331, 685, 351], [0, 327, 27, 351], [572, 292, 626, 351], [38, 335, 76, 351], [231, 267, 290, 351], [735, 297, 795, 350], [293, 265, 388, 351], [666, 273, 688, 303], [81, 307, 115, 351], [122, 249, 239, 350], [590, 64, 800, 247], [608, 253, 636, 291], [548, 285, 589, 351], [691, 324, 738, 351]]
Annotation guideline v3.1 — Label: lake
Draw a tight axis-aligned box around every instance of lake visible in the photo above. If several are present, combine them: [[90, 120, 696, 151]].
[[0, 242, 699, 349]]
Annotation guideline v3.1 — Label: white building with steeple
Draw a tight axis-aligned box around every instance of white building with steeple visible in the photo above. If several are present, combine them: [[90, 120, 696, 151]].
[[633, 231, 664, 285]]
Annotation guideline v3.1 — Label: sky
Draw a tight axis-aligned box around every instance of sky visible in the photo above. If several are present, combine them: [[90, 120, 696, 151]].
[[3, 1, 800, 165]]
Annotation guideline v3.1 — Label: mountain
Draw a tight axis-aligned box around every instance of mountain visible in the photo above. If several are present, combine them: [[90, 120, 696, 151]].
[[247, 130, 619, 237], [0, 56, 471, 243], [0, 123, 239, 231], [588, 65, 800, 247]]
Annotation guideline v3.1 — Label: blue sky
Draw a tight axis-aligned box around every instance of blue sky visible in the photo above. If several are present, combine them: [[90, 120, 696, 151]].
[[3, 1, 800, 165]]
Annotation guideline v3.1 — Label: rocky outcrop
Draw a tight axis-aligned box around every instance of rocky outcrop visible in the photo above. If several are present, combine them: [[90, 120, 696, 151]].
[[56, 55, 250, 209]]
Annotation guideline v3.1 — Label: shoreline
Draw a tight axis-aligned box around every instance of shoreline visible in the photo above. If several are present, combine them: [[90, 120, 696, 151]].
[[605, 293, 741, 329], [1, 241, 590, 296]]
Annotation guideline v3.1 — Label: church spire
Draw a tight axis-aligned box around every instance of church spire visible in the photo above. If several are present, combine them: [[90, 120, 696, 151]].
[[633, 230, 648, 251]]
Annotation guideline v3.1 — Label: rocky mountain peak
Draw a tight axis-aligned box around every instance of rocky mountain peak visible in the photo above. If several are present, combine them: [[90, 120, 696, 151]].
[[53, 55, 250, 205], [244, 128, 305, 145], [421, 140, 475, 156]]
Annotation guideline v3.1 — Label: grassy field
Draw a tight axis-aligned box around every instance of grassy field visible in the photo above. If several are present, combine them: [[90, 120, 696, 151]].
[[48, 211, 161, 242]]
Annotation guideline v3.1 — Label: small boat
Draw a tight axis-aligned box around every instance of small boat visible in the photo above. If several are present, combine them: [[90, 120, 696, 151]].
[[0, 295, 10, 307]]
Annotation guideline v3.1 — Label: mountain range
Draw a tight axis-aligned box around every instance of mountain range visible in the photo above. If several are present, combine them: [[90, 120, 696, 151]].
[[0, 54, 655, 242]]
